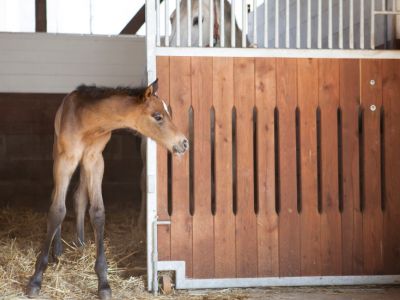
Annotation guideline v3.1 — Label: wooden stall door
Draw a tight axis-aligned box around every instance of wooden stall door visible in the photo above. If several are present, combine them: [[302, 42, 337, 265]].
[[156, 57, 400, 280]]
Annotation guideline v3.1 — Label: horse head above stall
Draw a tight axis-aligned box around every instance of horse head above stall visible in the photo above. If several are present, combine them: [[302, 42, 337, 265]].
[[169, 0, 245, 47], [26, 80, 188, 300]]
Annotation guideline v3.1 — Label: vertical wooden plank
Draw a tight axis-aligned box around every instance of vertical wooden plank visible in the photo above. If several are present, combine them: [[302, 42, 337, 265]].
[[319, 59, 342, 275], [382, 60, 400, 274], [169, 56, 193, 277], [297, 58, 321, 276], [234, 57, 258, 277], [156, 56, 171, 260], [213, 57, 236, 278], [361, 59, 384, 275], [255, 58, 279, 277], [340, 59, 363, 275], [276, 58, 301, 276], [191, 57, 214, 278]]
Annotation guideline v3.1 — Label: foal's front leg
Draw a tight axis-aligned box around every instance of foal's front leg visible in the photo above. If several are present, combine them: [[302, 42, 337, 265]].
[[27, 154, 78, 297], [84, 153, 111, 300]]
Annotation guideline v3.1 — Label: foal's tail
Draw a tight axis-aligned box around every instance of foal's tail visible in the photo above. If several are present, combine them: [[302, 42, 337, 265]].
[[54, 93, 71, 137]]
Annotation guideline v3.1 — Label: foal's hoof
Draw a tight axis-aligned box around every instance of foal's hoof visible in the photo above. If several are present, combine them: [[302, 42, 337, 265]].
[[98, 287, 112, 300], [74, 239, 85, 248], [26, 281, 41, 298]]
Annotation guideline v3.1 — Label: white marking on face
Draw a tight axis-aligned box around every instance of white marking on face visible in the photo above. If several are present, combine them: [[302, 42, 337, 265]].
[[162, 100, 170, 117]]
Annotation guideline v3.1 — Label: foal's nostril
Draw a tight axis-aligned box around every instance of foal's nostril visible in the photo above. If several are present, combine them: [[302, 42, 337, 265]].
[[182, 139, 189, 150]]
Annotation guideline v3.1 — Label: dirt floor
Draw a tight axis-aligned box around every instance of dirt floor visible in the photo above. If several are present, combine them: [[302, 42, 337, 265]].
[[1, 207, 400, 300]]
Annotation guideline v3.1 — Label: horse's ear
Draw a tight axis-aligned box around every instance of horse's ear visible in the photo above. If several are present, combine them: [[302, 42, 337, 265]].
[[152, 78, 159, 94], [144, 79, 159, 100], [144, 85, 153, 99]]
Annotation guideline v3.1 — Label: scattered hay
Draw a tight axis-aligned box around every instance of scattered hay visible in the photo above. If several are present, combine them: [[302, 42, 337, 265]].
[[0, 208, 151, 300], [1, 208, 399, 300]]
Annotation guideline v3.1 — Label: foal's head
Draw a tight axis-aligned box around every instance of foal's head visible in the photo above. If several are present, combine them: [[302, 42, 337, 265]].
[[134, 80, 189, 155]]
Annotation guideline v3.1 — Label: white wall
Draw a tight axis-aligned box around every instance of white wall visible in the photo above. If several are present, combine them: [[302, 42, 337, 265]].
[[0, 33, 147, 93], [0, 0, 35, 32]]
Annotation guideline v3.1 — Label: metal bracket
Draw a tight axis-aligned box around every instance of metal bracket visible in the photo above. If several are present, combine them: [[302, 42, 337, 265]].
[[152, 217, 171, 295]]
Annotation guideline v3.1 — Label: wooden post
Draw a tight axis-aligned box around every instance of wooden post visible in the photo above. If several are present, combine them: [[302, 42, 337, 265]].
[[35, 0, 46, 32], [121, 0, 164, 35], [396, 0, 400, 48]]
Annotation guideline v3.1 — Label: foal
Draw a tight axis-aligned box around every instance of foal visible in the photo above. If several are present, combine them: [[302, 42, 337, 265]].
[[27, 80, 188, 299]]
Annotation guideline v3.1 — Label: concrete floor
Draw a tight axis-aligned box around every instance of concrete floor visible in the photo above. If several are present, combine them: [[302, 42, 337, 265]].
[[171, 286, 400, 300]]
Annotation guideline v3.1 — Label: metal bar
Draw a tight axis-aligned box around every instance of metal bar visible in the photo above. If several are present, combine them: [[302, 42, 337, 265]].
[[264, 0, 268, 48], [210, 0, 214, 47], [374, 10, 400, 14], [221, 0, 225, 47], [307, 0, 311, 48], [242, 0, 246, 47], [286, 0, 290, 48], [176, 0, 180, 46], [371, 0, 375, 49], [199, 0, 203, 46], [187, 0, 191, 47], [275, 0, 279, 48], [339, 0, 343, 49], [296, 0, 300, 49], [329, 0, 333, 48], [165, 0, 169, 46], [152, 219, 159, 294], [156, 0, 160, 46], [145, 0, 157, 290], [361, 0, 364, 49], [318, 0, 322, 48], [158, 260, 400, 290], [382, 0, 386, 11], [253, 0, 257, 46], [231, 0, 235, 47], [350, 0, 354, 49], [155, 46, 400, 59]]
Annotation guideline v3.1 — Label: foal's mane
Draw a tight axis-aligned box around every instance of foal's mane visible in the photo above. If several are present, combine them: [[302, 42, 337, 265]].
[[75, 84, 147, 101]]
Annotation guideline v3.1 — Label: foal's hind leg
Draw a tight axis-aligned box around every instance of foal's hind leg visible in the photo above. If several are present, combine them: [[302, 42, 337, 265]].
[[51, 225, 63, 260], [83, 151, 112, 300], [74, 167, 89, 246], [27, 153, 79, 297]]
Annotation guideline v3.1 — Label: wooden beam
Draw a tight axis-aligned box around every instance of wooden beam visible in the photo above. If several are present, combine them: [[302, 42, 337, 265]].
[[120, 4, 145, 34], [120, 0, 164, 35], [35, 0, 46, 32]]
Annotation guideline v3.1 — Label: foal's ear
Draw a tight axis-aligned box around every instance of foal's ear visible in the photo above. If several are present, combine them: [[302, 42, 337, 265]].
[[144, 79, 159, 99], [151, 78, 159, 94], [144, 85, 153, 99]]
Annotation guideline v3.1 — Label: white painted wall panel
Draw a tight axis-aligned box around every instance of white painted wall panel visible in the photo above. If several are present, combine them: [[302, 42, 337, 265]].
[[0, 33, 146, 93]]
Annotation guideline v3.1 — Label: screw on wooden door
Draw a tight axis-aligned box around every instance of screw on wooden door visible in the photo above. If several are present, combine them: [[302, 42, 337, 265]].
[[370, 105, 377, 112], [370, 79, 376, 86]]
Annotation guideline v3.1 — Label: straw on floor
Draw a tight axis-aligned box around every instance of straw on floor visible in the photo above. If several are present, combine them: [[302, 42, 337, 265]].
[[0, 207, 151, 299]]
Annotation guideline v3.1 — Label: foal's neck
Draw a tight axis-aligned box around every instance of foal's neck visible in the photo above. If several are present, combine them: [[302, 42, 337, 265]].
[[80, 95, 141, 134]]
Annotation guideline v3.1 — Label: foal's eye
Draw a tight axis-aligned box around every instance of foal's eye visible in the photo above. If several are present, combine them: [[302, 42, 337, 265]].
[[193, 16, 199, 26], [152, 112, 163, 122]]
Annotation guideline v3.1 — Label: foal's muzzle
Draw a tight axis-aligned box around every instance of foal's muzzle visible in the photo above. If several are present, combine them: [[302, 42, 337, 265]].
[[172, 138, 189, 155]]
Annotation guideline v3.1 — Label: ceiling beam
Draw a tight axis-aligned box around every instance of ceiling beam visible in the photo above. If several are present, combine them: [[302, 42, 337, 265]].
[[35, 0, 47, 32], [120, 0, 164, 35]]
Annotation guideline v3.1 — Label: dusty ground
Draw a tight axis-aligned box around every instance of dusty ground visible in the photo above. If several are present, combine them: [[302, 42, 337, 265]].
[[1, 207, 399, 300]]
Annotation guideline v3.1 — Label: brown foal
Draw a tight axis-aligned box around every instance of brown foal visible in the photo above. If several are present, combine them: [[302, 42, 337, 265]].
[[26, 80, 188, 299]]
